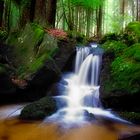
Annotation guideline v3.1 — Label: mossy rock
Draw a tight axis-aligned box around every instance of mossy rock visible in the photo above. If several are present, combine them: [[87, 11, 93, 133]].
[[124, 21, 140, 44], [37, 34, 58, 58], [20, 96, 57, 120], [100, 33, 120, 44], [6, 23, 59, 79]]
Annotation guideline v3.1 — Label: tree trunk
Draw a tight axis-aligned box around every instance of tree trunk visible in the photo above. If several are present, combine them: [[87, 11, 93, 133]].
[[120, 0, 125, 30], [96, 6, 103, 38], [131, 0, 135, 21], [46, 0, 57, 27], [34, 0, 57, 27], [136, 0, 139, 21], [20, 2, 33, 28], [30, 0, 36, 22], [67, 0, 73, 30], [86, 9, 91, 37], [34, 0, 47, 26], [0, 1, 4, 27]]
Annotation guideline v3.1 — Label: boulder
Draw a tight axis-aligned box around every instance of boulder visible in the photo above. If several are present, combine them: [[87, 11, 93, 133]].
[[20, 96, 57, 120]]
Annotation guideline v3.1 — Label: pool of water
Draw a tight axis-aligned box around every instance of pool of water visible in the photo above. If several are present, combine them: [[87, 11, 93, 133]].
[[0, 104, 140, 140]]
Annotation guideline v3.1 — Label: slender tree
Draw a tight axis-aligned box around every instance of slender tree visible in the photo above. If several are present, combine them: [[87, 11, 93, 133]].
[[3, 0, 12, 31], [96, 6, 103, 38], [46, 0, 57, 27], [0, 0, 4, 27]]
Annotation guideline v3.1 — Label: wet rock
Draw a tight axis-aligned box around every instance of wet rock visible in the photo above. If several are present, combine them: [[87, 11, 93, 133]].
[[20, 96, 57, 120], [100, 41, 140, 112]]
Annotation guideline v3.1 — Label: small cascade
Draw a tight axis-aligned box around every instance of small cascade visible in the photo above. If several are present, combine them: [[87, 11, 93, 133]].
[[46, 43, 129, 125]]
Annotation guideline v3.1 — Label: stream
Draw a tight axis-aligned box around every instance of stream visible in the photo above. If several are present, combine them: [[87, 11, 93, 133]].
[[0, 104, 140, 140]]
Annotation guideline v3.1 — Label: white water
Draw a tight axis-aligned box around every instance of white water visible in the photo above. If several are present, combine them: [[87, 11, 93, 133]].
[[46, 44, 129, 124]]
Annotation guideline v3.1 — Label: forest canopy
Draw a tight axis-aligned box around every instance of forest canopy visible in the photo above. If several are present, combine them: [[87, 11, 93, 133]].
[[0, 0, 140, 38]]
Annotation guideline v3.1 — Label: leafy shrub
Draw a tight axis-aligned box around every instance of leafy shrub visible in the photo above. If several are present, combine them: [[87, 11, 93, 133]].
[[46, 28, 67, 40]]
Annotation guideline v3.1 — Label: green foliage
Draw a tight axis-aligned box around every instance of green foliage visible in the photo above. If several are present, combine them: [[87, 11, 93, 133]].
[[101, 40, 127, 57], [70, 0, 104, 9]]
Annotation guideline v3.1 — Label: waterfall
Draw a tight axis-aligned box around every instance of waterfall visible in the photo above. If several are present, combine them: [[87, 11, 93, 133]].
[[46, 44, 129, 124]]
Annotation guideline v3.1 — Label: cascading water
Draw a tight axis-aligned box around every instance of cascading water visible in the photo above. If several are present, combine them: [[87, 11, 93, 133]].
[[46, 43, 129, 124]]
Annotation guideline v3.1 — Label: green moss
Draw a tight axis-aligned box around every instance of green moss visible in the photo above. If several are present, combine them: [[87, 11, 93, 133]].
[[101, 40, 127, 57], [37, 34, 58, 57], [125, 21, 140, 44], [31, 23, 44, 42], [126, 21, 140, 37]]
